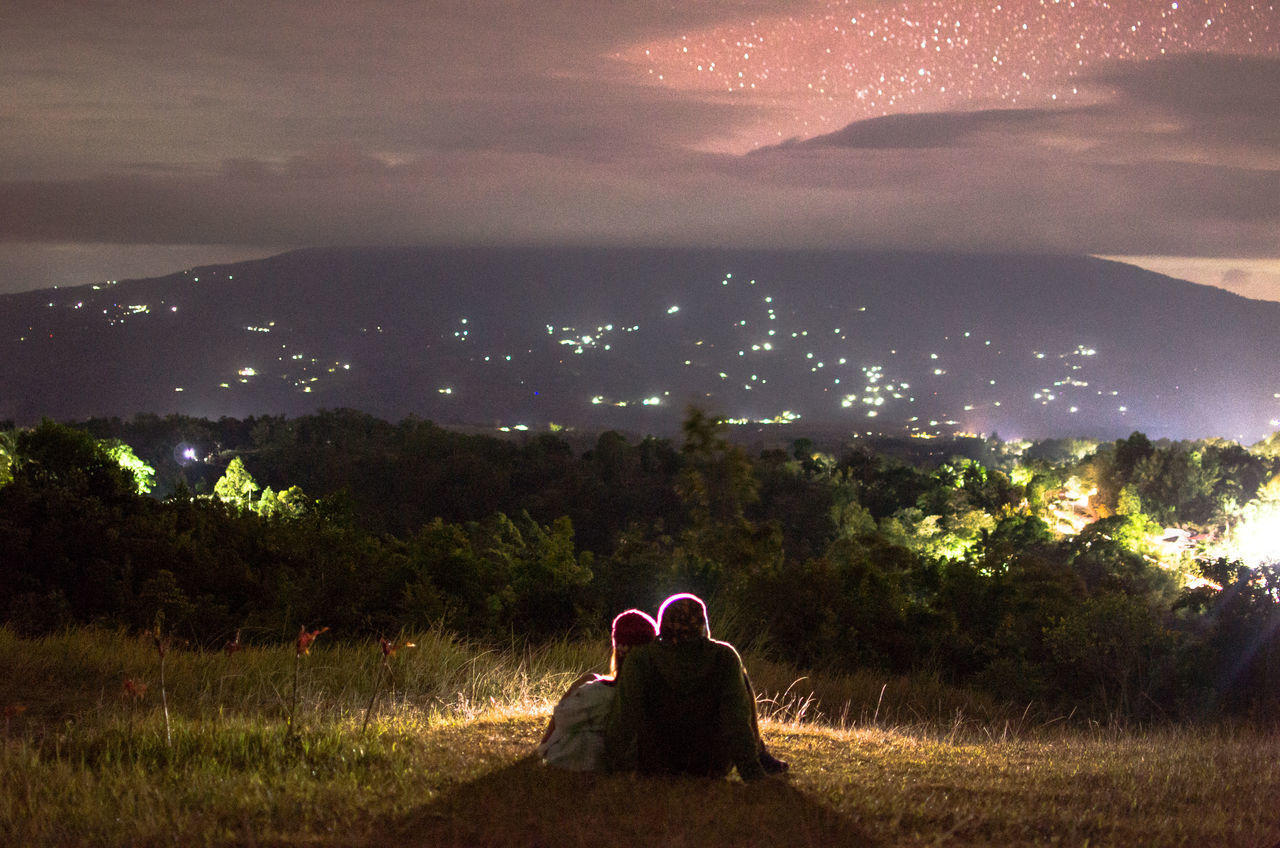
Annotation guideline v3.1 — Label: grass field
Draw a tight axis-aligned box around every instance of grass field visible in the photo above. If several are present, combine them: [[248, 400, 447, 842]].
[[4, 627, 1279, 847]]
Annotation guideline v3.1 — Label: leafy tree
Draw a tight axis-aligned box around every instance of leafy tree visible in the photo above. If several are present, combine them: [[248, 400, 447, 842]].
[[677, 407, 758, 526], [1177, 559, 1280, 718], [213, 457, 259, 509], [11, 419, 142, 504], [255, 485, 311, 519], [0, 429, 16, 487], [1065, 515, 1181, 609], [672, 407, 779, 594], [1046, 592, 1175, 720], [104, 440, 156, 495], [1116, 484, 1143, 516]]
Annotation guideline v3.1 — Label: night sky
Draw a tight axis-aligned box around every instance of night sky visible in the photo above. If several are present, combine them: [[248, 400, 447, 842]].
[[2, 1, 1277, 299]]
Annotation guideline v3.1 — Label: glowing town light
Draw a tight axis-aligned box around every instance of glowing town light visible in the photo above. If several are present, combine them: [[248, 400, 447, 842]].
[[438, 387, 453, 395], [238, 367, 258, 377], [1221, 501, 1280, 567], [667, 305, 680, 314], [642, 397, 661, 406]]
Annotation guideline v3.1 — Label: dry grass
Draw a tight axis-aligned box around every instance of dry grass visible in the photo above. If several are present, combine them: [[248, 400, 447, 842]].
[[3, 627, 1279, 847]]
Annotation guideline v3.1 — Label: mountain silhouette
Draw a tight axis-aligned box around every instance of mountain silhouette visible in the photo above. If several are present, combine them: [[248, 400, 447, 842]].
[[2, 246, 1277, 442]]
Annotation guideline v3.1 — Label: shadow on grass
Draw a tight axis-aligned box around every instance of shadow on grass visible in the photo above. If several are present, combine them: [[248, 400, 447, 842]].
[[384, 754, 876, 848]]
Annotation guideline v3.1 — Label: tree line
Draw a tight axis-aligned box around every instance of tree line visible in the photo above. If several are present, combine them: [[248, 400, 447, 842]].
[[2, 410, 1279, 722]]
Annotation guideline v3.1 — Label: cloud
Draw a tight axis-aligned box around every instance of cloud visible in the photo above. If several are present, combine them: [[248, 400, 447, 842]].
[[0, 0, 772, 176], [1, 0, 1277, 293], [762, 109, 1049, 150], [1094, 54, 1280, 119], [733, 54, 1280, 253]]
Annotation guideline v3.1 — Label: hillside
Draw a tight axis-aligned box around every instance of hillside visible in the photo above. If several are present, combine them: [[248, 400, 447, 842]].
[[3, 246, 1278, 441], [4, 629, 1279, 848]]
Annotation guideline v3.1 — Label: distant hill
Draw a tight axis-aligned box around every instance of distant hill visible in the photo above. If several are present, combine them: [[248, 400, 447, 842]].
[[2, 246, 1278, 442]]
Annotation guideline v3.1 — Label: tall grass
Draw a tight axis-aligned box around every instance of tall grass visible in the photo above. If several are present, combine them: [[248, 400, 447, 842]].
[[1, 625, 602, 726], [4, 626, 1279, 847]]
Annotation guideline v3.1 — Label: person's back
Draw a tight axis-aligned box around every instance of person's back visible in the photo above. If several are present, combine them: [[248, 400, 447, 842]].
[[604, 594, 765, 781], [538, 609, 658, 771]]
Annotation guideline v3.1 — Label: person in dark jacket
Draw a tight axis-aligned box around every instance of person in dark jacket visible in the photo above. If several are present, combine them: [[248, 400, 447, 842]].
[[604, 593, 778, 780]]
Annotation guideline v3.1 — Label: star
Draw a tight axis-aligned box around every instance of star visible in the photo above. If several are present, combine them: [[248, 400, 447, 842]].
[[618, 1, 1279, 150]]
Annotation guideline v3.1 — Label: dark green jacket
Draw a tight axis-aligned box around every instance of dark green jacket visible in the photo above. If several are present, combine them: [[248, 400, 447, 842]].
[[603, 636, 765, 781]]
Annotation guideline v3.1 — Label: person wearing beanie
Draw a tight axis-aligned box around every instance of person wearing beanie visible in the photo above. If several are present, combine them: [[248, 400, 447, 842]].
[[538, 609, 657, 771], [603, 593, 773, 781]]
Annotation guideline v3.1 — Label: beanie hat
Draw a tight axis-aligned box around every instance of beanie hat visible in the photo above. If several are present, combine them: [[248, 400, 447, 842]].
[[657, 593, 709, 643], [611, 609, 658, 649]]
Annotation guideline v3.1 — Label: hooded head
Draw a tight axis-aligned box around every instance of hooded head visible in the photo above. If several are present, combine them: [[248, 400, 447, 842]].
[[609, 608, 658, 677], [657, 593, 710, 644]]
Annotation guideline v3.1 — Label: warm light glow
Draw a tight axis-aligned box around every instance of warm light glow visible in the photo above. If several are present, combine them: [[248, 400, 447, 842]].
[[1220, 501, 1280, 568]]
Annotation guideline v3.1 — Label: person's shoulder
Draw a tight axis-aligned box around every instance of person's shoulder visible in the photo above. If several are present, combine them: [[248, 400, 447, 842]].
[[570, 676, 599, 696], [709, 637, 743, 659], [564, 671, 604, 695], [707, 638, 746, 669], [571, 676, 618, 702]]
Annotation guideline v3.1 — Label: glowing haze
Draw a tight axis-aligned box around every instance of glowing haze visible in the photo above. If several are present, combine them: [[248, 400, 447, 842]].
[[621, 0, 1278, 148], [0, 0, 1277, 298]]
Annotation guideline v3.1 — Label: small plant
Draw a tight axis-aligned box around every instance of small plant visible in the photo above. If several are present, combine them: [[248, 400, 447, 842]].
[[362, 637, 416, 733], [287, 625, 328, 737], [122, 677, 147, 738], [146, 619, 174, 748], [3, 703, 26, 744]]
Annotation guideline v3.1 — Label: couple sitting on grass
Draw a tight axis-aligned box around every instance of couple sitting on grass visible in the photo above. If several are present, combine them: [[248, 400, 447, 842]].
[[538, 592, 787, 781]]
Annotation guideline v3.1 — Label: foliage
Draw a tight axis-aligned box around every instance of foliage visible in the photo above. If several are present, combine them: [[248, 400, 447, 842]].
[[4, 412, 1280, 722]]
